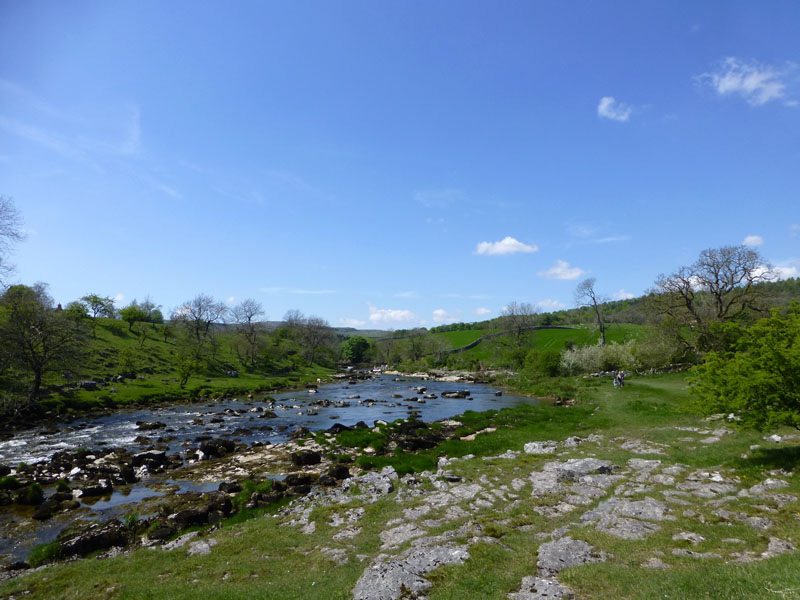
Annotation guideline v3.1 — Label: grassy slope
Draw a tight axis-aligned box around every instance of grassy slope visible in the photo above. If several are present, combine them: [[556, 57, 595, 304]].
[[4, 373, 800, 599], [37, 318, 332, 414], [446, 323, 645, 361]]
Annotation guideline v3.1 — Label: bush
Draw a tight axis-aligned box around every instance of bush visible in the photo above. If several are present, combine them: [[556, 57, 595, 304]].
[[560, 341, 638, 375], [0, 475, 21, 490], [15, 483, 44, 505], [28, 541, 62, 567], [690, 304, 800, 430]]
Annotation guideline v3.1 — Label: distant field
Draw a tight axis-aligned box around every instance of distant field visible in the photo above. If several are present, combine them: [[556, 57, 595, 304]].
[[432, 329, 486, 348]]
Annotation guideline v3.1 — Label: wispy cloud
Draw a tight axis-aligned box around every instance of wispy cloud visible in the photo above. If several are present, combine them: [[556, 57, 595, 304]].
[[696, 57, 796, 106], [536, 298, 566, 311], [414, 188, 465, 209], [612, 289, 636, 300], [594, 235, 631, 244], [260, 287, 336, 295], [597, 96, 632, 122], [743, 234, 763, 247], [475, 236, 538, 256], [537, 259, 587, 280], [368, 303, 418, 325], [394, 291, 419, 299], [443, 293, 491, 300], [0, 115, 97, 167], [432, 309, 459, 324], [792, 224, 800, 237], [566, 224, 629, 246], [474, 307, 492, 316], [340, 317, 366, 327]]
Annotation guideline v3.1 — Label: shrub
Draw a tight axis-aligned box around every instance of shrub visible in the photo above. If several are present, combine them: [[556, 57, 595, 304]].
[[28, 541, 62, 567], [560, 341, 638, 375], [15, 483, 44, 505], [0, 475, 21, 490]]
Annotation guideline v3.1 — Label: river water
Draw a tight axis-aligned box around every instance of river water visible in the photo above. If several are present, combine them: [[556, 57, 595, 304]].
[[0, 376, 537, 563], [0, 375, 536, 466]]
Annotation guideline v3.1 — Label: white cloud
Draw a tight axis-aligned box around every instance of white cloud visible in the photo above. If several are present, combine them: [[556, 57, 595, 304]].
[[536, 298, 566, 311], [226, 296, 236, 304], [597, 96, 632, 122], [474, 307, 492, 316], [612, 289, 636, 300], [475, 236, 538, 256], [773, 260, 800, 280], [340, 317, 366, 327], [537, 260, 587, 280], [414, 188, 465, 209], [743, 234, 764, 247], [775, 265, 799, 279], [368, 303, 418, 326], [697, 57, 795, 106], [394, 291, 418, 298], [432, 309, 458, 324], [791, 224, 800, 237], [260, 287, 336, 295], [114, 292, 125, 304]]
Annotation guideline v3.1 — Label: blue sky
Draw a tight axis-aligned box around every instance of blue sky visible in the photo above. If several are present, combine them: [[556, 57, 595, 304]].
[[1, 1, 798, 329]]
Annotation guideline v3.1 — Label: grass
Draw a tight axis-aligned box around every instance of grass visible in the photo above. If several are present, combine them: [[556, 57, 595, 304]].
[[19, 317, 334, 418], [3, 372, 800, 599]]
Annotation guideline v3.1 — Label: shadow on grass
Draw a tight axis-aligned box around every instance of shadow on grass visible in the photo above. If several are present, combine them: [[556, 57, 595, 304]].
[[737, 445, 800, 472]]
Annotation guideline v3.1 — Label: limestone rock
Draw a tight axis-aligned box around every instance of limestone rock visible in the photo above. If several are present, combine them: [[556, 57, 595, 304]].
[[537, 536, 607, 577], [508, 576, 574, 599]]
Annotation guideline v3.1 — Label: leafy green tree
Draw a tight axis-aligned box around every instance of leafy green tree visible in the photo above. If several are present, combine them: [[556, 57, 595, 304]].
[[0, 283, 85, 405], [119, 301, 148, 331], [64, 301, 89, 331], [342, 336, 370, 364], [80, 294, 115, 337], [690, 304, 800, 430]]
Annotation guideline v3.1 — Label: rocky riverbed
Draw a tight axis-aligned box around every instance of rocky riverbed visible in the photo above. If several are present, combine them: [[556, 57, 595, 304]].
[[0, 370, 527, 568]]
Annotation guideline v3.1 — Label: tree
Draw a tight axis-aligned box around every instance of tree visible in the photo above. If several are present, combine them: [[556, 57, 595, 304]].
[[0, 196, 24, 286], [231, 299, 265, 368], [64, 301, 89, 332], [171, 294, 228, 349], [651, 245, 773, 352], [300, 316, 335, 366], [119, 301, 148, 331], [0, 283, 85, 405], [342, 336, 370, 364], [574, 278, 608, 345], [500, 301, 538, 348], [81, 294, 115, 337], [690, 304, 800, 430]]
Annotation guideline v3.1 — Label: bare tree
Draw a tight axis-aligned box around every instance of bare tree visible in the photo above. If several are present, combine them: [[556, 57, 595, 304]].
[[301, 316, 335, 366], [501, 301, 538, 347], [232, 299, 265, 367], [171, 294, 228, 354], [650, 245, 773, 351], [574, 278, 607, 345], [283, 309, 305, 329], [0, 196, 24, 286]]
